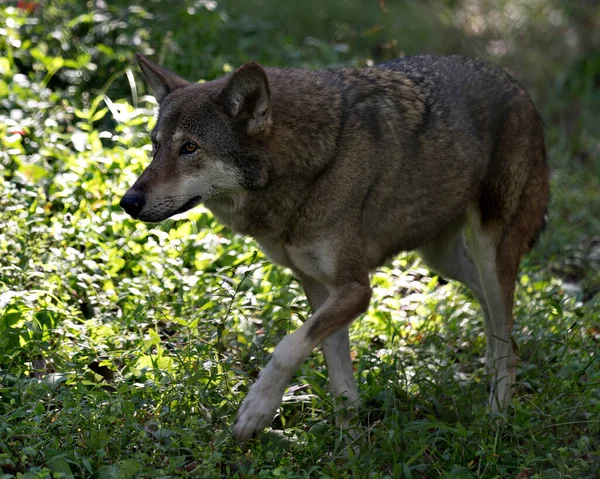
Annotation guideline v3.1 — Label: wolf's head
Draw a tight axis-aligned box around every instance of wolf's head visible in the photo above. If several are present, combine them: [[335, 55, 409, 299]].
[[120, 55, 271, 222]]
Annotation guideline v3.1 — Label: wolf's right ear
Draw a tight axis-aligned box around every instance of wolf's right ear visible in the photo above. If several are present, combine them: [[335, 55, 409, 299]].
[[215, 62, 271, 136], [136, 54, 190, 103]]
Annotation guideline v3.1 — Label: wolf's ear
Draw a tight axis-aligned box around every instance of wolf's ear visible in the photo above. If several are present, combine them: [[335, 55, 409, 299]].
[[136, 54, 190, 103], [216, 62, 271, 136]]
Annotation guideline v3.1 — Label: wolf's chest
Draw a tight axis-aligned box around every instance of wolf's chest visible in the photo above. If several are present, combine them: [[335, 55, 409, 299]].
[[258, 240, 337, 285]]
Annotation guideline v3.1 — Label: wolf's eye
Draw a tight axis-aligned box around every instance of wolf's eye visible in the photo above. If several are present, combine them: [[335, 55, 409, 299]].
[[181, 142, 198, 154]]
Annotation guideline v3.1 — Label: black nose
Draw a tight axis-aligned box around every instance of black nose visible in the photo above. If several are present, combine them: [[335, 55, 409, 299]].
[[120, 192, 146, 217]]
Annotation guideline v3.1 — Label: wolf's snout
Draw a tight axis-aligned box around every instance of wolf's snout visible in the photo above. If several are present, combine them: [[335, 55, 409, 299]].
[[120, 192, 146, 218]]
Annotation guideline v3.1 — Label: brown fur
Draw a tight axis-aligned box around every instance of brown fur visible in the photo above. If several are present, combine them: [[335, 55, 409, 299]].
[[121, 54, 550, 441]]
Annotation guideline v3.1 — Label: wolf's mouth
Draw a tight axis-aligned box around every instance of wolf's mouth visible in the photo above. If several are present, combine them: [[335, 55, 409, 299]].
[[172, 195, 202, 216]]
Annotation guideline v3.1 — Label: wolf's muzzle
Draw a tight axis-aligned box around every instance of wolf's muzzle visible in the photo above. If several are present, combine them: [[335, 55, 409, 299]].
[[120, 192, 146, 218]]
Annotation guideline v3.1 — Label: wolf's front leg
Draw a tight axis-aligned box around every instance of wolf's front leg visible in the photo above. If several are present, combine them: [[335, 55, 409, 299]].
[[234, 281, 371, 442], [234, 332, 312, 441], [322, 328, 359, 426], [302, 277, 360, 423]]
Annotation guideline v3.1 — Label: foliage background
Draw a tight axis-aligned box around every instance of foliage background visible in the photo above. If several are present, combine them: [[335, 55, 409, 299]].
[[0, 0, 599, 477]]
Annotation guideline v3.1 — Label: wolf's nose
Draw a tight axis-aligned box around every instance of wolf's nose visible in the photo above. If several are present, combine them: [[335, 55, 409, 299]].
[[120, 193, 146, 218]]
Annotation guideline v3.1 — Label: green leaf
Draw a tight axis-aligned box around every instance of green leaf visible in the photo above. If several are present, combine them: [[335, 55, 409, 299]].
[[448, 467, 474, 479], [46, 451, 74, 479], [0, 57, 11, 76], [0, 79, 9, 98], [17, 162, 50, 183], [91, 107, 109, 123], [118, 459, 142, 478], [97, 465, 120, 479]]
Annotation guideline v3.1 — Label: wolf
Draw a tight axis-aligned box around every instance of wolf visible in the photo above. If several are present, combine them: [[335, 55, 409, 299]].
[[120, 53, 549, 442]]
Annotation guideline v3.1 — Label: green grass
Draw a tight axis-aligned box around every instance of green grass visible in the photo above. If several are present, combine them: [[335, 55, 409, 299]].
[[1, 2, 599, 478]]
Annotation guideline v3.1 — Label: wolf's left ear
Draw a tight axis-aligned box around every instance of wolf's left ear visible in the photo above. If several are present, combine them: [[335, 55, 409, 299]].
[[216, 62, 271, 136], [136, 54, 190, 103]]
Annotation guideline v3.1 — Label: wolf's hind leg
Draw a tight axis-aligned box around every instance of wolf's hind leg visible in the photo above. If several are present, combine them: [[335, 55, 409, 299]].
[[469, 106, 549, 411], [466, 223, 518, 412], [418, 216, 495, 372]]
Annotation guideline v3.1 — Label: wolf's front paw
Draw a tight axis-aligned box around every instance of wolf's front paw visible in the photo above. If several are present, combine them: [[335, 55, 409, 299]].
[[234, 378, 285, 442]]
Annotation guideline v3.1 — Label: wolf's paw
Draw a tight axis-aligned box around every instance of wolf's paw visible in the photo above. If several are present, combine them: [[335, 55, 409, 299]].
[[234, 361, 291, 442], [234, 378, 285, 442]]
